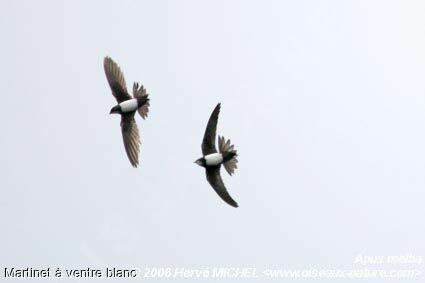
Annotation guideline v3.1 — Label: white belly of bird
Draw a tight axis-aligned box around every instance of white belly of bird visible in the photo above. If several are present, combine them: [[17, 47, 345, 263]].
[[120, 99, 138, 113], [205, 153, 223, 166]]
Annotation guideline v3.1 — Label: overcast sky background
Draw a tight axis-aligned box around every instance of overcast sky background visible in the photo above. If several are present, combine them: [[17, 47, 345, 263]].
[[1, 0, 424, 282]]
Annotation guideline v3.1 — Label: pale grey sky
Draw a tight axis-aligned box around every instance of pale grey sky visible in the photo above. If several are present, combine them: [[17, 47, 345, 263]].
[[1, 0, 424, 282]]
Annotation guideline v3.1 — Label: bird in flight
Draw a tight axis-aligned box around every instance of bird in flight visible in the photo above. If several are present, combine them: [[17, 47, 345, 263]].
[[195, 103, 239, 207], [104, 56, 150, 167]]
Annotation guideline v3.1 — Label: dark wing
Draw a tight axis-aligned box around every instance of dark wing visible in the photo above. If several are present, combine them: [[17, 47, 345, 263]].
[[206, 166, 238, 207], [104, 56, 132, 103], [201, 103, 221, 155], [120, 114, 140, 167]]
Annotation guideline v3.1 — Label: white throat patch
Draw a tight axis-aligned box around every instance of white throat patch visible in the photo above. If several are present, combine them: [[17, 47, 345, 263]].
[[120, 99, 138, 113], [205, 153, 223, 166]]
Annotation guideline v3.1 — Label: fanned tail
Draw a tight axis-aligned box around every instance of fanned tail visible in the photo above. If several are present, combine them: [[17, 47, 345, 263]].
[[218, 135, 238, 176], [133, 82, 150, 119]]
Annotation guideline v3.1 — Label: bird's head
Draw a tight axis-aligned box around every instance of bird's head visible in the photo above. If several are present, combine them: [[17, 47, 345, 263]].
[[109, 105, 121, 114], [194, 157, 205, 167]]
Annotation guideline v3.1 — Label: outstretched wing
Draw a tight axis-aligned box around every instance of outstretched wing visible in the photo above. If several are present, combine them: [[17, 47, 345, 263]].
[[206, 166, 238, 207], [104, 57, 131, 103], [201, 103, 221, 155], [120, 114, 141, 167]]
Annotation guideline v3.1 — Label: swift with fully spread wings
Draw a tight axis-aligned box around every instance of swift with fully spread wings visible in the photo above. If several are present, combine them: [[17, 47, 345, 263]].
[[104, 56, 150, 167], [195, 103, 239, 207]]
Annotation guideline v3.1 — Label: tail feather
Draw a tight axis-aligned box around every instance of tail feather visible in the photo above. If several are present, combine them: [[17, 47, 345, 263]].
[[218, 135, 238, 176], [138, 100, 150, 119], [133, 82, 150, 119]]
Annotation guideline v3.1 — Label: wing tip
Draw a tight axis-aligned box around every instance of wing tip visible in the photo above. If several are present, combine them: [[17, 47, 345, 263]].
[[229, 201, 239, 208], [129, 157, 139, 168], [104, 56, 112, 65], [216, 102, 221, 111], [211, 103, 221, 115]]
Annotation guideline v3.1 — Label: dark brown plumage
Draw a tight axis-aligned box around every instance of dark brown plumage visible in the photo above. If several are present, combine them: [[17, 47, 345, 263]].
[[104, 56, 150, 167], [197, 103, 239, 208]]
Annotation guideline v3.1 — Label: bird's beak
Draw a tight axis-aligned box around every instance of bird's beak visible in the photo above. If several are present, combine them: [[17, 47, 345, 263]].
[[194, 160, 202, 166]]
